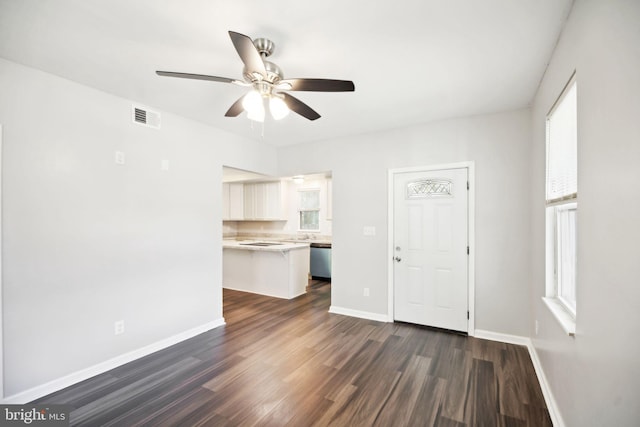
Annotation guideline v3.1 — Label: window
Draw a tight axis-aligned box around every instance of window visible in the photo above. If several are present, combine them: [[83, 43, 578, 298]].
[[544, 75, 577, 333], [298, 189, 320, 231], [555, 202, 577, 312]]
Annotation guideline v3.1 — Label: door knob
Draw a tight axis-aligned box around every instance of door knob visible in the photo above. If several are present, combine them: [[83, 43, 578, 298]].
[[394, 256, 402, 262]]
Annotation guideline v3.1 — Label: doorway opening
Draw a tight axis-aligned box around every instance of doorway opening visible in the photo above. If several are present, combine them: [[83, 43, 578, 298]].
[[221, 165, 333, 315]]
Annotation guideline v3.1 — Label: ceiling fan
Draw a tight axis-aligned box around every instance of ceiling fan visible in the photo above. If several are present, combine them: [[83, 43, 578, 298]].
[[156, 31, 355, 122]]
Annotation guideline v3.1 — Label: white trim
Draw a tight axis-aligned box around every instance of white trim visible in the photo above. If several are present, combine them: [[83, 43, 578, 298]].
[[474, 330, 565, 427], [222, 286, 304, 300], [467, 163, 476, 335], [387, 161, 476, 335], [1, 319, 225, 404], [473, 329, 531, 346], [528, 340, 566, 427], [542, 297, 576, 336], [0, 124, 3, 401], [329, 306, 390, 323]]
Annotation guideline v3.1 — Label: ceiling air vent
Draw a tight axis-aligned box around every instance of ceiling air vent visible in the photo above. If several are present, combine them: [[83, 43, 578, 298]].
[[132, 105, 161, 129]]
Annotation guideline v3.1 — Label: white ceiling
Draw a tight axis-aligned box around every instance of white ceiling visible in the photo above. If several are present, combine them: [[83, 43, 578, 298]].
[[0, 0, 573, 147]]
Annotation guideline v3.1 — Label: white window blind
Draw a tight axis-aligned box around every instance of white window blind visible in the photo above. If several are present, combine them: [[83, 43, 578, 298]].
[[299, 189, 320, 210], [546, 80, 577, 202], [298, 189, 320, 231]]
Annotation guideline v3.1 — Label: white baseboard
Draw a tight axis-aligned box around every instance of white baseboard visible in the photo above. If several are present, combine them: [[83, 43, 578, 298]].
[[526, 341, 565, 427], [329, 306, 390, 323], [474, 329, 564, 427], [1, 318, 226, 404], [474, 329, 531, 346]]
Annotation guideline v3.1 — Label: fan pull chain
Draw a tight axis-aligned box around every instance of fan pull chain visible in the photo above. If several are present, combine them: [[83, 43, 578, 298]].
[[248, 119, 266, 139]]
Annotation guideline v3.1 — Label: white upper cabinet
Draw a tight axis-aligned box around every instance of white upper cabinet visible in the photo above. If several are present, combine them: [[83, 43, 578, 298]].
[[243, 181, 286, 221], [243, 183, 257, 219], [222, 183, 244, 220], [228, 183, 244, 220], [222, 183, 230, 220]]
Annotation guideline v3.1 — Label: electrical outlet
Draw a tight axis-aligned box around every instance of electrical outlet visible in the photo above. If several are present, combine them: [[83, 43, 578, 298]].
[[363, 226, 376, 236], [364, 288, 370, 297], [535, 320, 539, 335], [115, 151, 125, 165], [114, 320, 125, 335]]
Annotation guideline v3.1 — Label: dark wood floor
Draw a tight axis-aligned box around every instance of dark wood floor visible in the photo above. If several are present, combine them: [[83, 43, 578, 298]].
[[35, 281, 551, 426]]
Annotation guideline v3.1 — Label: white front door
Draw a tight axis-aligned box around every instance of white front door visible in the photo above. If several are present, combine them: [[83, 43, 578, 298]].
[[393, 167, 468, 332]]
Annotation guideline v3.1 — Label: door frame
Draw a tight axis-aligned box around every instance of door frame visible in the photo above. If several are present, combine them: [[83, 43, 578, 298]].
[[0, 124, 4, 399], [387, 161, 475, 336]]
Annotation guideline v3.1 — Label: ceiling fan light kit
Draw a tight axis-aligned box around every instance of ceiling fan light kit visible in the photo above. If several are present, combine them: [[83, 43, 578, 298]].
[[269, 96, 289, 120], [156, 31, 355, 123]]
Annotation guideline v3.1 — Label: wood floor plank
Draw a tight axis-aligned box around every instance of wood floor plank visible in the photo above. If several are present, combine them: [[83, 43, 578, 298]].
[[109, 386, 218, 427], [496, 346, 530, 422], [435, 416, 467, 427], [32, 373, 119, 409], [468, 358, 499, 427], [373, 354, 432, 427], [498, 413, 528, 427], [312, 383, 358, 426], [70, 356, 204, 426], [441, 347, 474, 422], [33, 281, 551, 426], [407, 374, 447, 426]]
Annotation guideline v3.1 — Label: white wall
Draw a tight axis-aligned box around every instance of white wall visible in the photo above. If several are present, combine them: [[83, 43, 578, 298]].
[[0, 58, 278, 397], [278, 109, 532, 335], [529, 1, 640, 425]]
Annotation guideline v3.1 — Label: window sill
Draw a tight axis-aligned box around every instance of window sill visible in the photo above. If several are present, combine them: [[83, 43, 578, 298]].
[[542, 297, 576, 336]]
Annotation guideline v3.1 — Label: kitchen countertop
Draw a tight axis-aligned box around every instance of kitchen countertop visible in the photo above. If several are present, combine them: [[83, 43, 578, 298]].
[[223, 240, 310, 252]]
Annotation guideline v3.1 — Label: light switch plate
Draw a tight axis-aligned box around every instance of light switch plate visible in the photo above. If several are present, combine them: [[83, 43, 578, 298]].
[[114, 320, 125, 335], [161, 159, 169, 171], [363, 226, 376, 236], [115, 151, 125, 165]]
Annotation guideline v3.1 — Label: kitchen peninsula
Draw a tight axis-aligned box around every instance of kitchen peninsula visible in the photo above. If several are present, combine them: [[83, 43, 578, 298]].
[[222, 240, 311, 299]]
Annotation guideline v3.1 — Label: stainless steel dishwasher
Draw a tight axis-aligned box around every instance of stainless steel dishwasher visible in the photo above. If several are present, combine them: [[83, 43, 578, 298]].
[[310, 242, 332, 280]]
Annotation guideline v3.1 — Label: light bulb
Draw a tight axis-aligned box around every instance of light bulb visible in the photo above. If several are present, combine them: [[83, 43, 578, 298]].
[[242, 91, 261, 112], [247, 105, 265, 122], [243, 91, 264, 122], [269, 96, 290, 120]]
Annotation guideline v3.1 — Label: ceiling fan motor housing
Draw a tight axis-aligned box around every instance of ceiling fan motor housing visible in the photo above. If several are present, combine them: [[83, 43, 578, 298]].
[[253, 38, 275, 57]]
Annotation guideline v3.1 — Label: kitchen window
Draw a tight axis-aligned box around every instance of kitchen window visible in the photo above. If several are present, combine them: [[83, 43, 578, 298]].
[[544, 74, 577, 335], [298, 188, 320, 231]]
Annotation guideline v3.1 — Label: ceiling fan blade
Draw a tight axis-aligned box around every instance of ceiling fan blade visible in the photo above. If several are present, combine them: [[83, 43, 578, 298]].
[[282, 93, 321, 121], [228, 31, 266, 77], [224, 96, 245, 117], [156, 71, 240, 84], [278, 78, 355, 92]]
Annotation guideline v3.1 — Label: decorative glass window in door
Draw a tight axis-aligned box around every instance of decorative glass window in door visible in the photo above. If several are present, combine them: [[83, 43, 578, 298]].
[[407, 179, 452, 199]]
